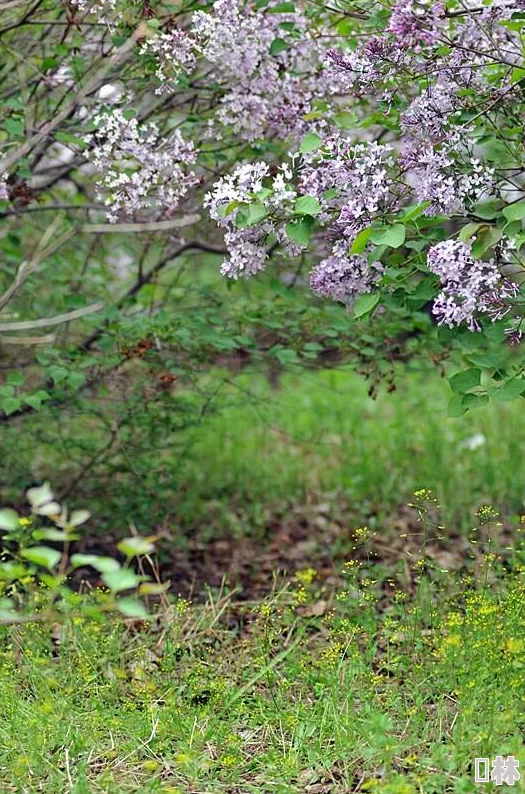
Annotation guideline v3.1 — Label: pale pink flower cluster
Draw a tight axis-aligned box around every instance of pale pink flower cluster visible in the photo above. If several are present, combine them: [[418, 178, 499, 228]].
[[402, 143, 494, 216], [205, 160, 302, 278], [72, 0, 117, 17], [85, 110, 197, 223], [401, 83, 456, 141]]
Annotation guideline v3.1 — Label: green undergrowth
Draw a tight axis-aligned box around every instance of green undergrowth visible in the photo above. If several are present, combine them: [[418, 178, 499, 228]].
[[0, 522, 523, 793], [3, 367, 525, 542], [174, 368, 525, 536]]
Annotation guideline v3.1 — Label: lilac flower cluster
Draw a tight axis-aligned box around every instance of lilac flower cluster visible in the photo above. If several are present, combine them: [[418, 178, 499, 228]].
[[139, 31, 196, 94], [324, 39, 404, 92], [141, 0, 333, 142], [299, 137, 395, 237], [427, 240, 512, 330], [402, 144, 494, 216], [85, 110, 197, 223], [205, 163, 272, 279], [401, 83, 456, 142], [310, 241, 383, 306], [72, 0, 117, 17], [388, 0, 445, 47]]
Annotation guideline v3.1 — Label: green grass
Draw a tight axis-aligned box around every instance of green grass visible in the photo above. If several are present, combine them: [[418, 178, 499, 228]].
[[1, 371, 525, 792], [0, 541, 523, 793], [174, 367, 525, 535]]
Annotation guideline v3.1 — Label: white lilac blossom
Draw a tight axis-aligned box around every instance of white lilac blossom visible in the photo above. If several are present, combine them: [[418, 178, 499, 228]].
[[139, 31, 196, 94], [0, 179, 8, 201], [72, 0, 117, 16], [85, 109, 197, 222], [205, 163, 271, 278], [220, 228, 272, 279], [324, 39, 404, 92], [310, 241, 383, 306], [427, 240, 510, 330], [206, 161, 302, 278]]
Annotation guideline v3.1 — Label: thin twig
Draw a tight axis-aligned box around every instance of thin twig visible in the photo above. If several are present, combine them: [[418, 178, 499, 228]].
[[0, 301, 104, 332]]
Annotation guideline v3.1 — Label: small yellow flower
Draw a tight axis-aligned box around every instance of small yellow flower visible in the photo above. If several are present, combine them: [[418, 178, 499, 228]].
[[505, 637, 524, 655], [294, 567, 316, 586]]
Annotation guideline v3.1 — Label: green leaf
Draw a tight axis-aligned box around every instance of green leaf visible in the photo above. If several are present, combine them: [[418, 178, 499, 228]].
[[299, 132, 322, 153], [489, 378, 525, 401], [351, 227, 373, 254], [0, 509, 19, 531], [275, 348, 299, 364], [449, 368, 482, 394], [35, 501, 61, 517], [447, 395, 468, 417], [24, 394, 44, 411], [353, 292, 380, 319], [470, 226, 502, 258], [26, 482, 55, 509], [333, 111, 358, 130], [67, 371, 86, 390], [245, 200, 268, 227], [285, 216, 314, 246], [458, 223, 483, 243], [398, 202, 430, 221], [369, 224, 406, 249], [3, 117, 24, 136], [294, 196, 322, 216], [116, 598, 150, 619], [70, 554, 120, 573], [2, 397, 21, 415], [68, 509, 91, 527], [47, 365, 69, 384], [21, 546, 61, 570], [461, 393, 489, 410], [503, 201, 525, 222], [268, 2, 295, 11], [269, 37, 288, 55], [117, 536, 155, 557], [221, 199, 239, 217], [138, 581, 169, 595], [32, 528, 74, 542], [7, 372, 24, 386], [472, 200, 502, 220], [103, 568, 143, 593]]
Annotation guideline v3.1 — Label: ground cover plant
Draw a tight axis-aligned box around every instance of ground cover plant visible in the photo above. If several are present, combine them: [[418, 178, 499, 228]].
[[1, 0, 525, 791], [0, 496, 523, 793]]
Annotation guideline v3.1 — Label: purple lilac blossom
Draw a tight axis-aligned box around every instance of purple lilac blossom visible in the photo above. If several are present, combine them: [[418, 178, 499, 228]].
[[388, 0, 445, 47], [310, 241, 383, 306], [427, 240, 506, 330]]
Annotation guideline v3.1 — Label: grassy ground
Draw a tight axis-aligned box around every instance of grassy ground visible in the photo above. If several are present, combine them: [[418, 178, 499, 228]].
[[1, 372, 524, 792], [0, 533, 523, 793], [175, 367, 525, 535]]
